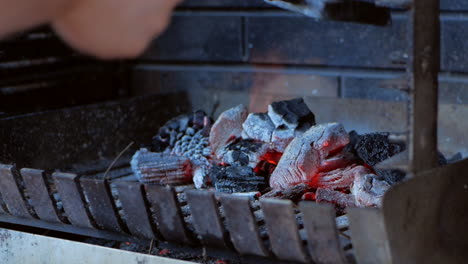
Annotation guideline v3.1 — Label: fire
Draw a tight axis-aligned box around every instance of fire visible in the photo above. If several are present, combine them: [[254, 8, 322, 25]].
[[159, 249, 171, 255], [253, 150, 283, 175]]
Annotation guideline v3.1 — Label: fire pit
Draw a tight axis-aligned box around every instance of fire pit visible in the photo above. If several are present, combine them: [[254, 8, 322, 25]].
[[0, 0, 467, 263]]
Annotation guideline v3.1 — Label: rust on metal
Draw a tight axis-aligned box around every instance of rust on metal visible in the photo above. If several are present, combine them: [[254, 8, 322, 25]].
[[20, 168, 62, 223], [219, 194, 269, 257], [52, 172, 94, 228], [80, 178, 124, 233], [260, 198, 308, 263], [145, 185, 193, 244], [299, 202, 347, 264], [114, 181, 158, 240], [0, 165, 33, 218], [186, 190, 229, 249], [408, 0, 440, 173]]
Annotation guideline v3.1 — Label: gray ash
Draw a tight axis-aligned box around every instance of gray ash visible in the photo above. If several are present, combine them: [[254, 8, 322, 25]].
[[210, 165, 267, 193], [151, 110, 211, 153], [172, 129, 211, 167], [222, 139, 264, 167], [268, 98, 316, 132]]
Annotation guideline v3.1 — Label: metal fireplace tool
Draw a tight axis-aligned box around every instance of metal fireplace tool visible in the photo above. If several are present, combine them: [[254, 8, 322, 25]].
[[0, 0, 467, 263]]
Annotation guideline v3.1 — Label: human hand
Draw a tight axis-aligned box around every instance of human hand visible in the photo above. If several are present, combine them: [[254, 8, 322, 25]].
[[52, 0, 183, 59]]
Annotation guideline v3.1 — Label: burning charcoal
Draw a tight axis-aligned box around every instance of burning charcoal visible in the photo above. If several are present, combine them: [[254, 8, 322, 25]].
[[210, 165, 267, 193], [210, 104, 248, 159], [270, 126, 296, 153], [151, 110, 212, 153], [315, 188, 356, 208], [131, 148, 192, 185], [351, 173, 391, 207], [313, 165, 372, 189], [261, 183, 312, 203], [222, 139, 270, 169], [242, 113, 275, 142], [267, 98, 316, 132], [318, 152, 361, 173], [269, 123, 350, 190]]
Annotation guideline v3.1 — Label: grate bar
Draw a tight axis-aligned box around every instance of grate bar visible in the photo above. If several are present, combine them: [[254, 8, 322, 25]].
[[0, 165, 33, 218], [220, 195, 269, 257], [300, 202, 348, 264], [20, 168, 62, 223], [80, 178, 124, 233], [186, 190, 229, 249], [145, 185, 193, 244], [114, 181, 158, 240], [260, 199, 308, 263], [408, 0, 440, 173], [52, 172, 93, 228], [348, 207, 392, 264]]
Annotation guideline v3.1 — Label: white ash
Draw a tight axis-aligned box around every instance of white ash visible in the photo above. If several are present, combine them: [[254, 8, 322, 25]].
[[269, 123, 350, 189], [315, 188, 356, 208], [210, 104, 248, 159], [131, 148, 192, 185], [270, 126, 296, 152], [240, 98, 317, 153], [315, 165, 371, 190], [267, 98, 315, 132], [242, 113, 275, 142], [151, 110, 210, 153], [351, 173, 391, 207], [221, 139, 269, 169]]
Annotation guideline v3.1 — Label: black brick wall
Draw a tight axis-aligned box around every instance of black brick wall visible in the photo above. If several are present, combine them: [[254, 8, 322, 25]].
[[132, 0, 468, 105], [0, 27, 126, 116]]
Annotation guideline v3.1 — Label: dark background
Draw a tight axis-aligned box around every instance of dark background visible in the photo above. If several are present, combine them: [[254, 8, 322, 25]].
[[1, 0, 467, 117]]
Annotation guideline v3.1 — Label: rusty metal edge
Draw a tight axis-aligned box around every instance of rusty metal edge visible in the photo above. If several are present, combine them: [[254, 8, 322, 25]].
[[408, 0, 440, 173]]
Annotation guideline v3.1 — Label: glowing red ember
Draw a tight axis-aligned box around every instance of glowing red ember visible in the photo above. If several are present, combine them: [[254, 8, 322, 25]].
[[269, 123, 350, 189]]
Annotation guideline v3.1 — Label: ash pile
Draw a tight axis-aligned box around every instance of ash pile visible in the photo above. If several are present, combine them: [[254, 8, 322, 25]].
[[131, 98, 446, 211]]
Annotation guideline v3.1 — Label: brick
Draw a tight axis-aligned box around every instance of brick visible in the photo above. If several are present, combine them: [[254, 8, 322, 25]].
[[342, 77, 409, 102], [439, 82, 468, 104], [141, 16, 243, 62], [442, 20, 468, 73], [132, 69, 338, 97], [441, 0, 468, 11], [342, 77, 468, 105], [247, 17, 408, 69]]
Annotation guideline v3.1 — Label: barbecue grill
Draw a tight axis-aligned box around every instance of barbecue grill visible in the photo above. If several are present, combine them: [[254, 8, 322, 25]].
[[0, 0, 467, 263]]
